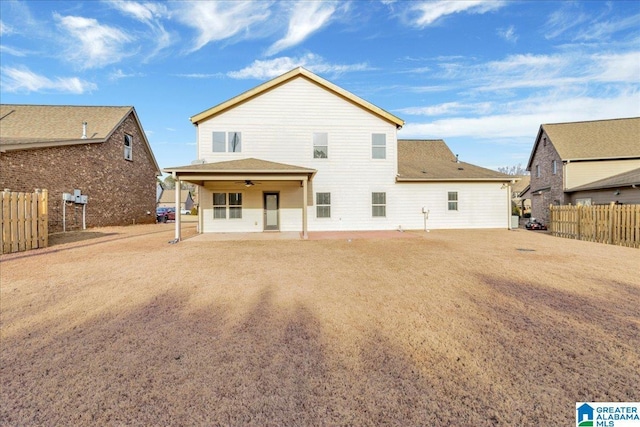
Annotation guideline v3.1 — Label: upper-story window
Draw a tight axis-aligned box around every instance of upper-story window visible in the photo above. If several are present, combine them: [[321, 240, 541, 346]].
[[552, 160, 557, 175], [372, 134, 386, 159], [536, 164, 541, 178], [212, 131, 242, 153], [124, 134, 133, 161], [313, 133, 328, 159]]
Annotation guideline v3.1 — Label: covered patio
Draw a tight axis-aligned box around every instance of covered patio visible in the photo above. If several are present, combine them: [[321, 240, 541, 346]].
[[163, 158, 316, 241]]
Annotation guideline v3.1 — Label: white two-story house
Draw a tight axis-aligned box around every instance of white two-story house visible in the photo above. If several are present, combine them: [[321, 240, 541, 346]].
[[164, 67, 515, 239]]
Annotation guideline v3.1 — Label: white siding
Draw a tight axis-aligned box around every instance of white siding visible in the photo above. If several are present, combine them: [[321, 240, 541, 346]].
[[392, 182, 510, 230], [195, 77, 509, 232], [565, 159, 640, 189], [197, 77, 398, 232]]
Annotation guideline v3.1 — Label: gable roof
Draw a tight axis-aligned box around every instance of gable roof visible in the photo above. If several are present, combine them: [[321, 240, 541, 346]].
[[567, 167, 640, 192], [397, 140, 515, 182], [189, 67, 404, 128], [164, 158, 316, 175], [159, 189, 193, 204], [527, 117, 640, 168], [511, 175, 530, 194], [0, 104, 161, 175]]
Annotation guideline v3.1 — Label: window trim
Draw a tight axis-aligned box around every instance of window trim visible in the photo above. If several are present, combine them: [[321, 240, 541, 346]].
[[372, 192, 386, 217], [372, 133, 386, 159], [552, 160, 557, 175], [213, 192, 243, 219], [313, 132, 328, 159], [535, 164, 540, 178], [316, 192, 331, 218], [448, 191, 458, 211], [212, 131, 242, 153], [124, 134, 133, 161]]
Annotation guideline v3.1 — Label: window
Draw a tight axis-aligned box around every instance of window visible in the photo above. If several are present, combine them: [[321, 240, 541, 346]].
[[213, 193, 226, 219], [124, 134, 133, 160], [316, 192, 331, 218], [213, 132, 225, 152], [228, 132, 241, 152], [212, 132, 241, 152], [313, 133, 328, 159], [448, 192, 458, 211], [552, 160, 557, 175], [229, 192, 242, 218], [213, 192, 243, 219], [372, 192, 386, 217], [575, 198, 592, 206], [536, 165, 540, 178], [372, 134, 386, 159]]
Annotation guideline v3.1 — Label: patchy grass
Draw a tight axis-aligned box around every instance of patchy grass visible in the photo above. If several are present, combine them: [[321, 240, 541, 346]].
[[1, 225, 638, 426]]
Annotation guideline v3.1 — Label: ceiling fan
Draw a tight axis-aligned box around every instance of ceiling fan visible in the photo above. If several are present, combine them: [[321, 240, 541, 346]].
[[234, 180, 260, 187]]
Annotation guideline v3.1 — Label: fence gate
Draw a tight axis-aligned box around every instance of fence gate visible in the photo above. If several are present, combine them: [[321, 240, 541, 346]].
[[549, 203, 640, 248], [1, 189, 48, 254]]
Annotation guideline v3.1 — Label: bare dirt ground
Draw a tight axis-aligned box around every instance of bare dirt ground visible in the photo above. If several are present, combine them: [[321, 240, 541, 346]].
[[1, 224, 638, 426]]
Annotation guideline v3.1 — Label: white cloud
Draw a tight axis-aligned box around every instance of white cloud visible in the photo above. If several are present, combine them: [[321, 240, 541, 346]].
[[497, 25, 518, 43], [400, 91, 640, 140], [397, 101, 492, 116], [227, 53, 369, 79], [173, 2, 270, 52], [54, 13, 132, 69], [106, 1, 173, 57], [0, 65, 97, 94], [174, 73, 225, 79], [574, 13, 640, 42], [408, 0, 505, 27], [0, 20, 12, 35], [109, 69, 144, 81], [0, 45, 28, 57], [266, 1, 338, 56], [543, 4, 589, 39]]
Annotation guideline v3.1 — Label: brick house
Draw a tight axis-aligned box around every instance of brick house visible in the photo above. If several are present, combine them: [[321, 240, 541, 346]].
[[0, 104, 161, 232], [526, 117, 640, 222]]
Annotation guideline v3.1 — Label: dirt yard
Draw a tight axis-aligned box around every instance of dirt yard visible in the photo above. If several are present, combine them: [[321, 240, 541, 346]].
[[1, 224, 638, 426]]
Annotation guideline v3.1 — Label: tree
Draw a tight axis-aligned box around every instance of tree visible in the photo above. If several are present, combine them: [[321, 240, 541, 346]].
[[497, 163, 528, 175], [163, 175, 176, 189]]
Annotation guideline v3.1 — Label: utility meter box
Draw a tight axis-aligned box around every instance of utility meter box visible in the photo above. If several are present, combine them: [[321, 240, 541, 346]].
[[78, 195, 88, 204]]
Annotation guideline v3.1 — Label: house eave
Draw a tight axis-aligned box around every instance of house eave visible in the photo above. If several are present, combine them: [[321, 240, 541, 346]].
[[396, 177, 517, 183]]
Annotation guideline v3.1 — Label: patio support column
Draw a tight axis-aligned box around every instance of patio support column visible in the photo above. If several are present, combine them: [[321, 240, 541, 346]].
[[302, 176, 308, 239], [174, 172, 181, 241]]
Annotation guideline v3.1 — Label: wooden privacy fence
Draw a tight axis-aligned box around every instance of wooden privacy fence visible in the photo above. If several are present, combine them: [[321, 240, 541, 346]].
[[1, 189, 48, 254], [549, 203, 640, 248]]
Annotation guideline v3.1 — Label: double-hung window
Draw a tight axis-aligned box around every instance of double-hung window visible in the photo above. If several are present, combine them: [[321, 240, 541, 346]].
[[313, 133, 328, 159], [372, 134, 386, 159], [213, 192, 242, 219], [448, 192, 458, 211], [124, 134, 133, 161], [212, 132, 241, 153], [372, 192, 386, 217], [316, 192, 331, 218]]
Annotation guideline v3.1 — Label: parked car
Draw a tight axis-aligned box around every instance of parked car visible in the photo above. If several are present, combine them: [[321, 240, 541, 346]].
[[525, 218, 547, 230], [180, 208, 191, 215], [156, 207, 176, 223]]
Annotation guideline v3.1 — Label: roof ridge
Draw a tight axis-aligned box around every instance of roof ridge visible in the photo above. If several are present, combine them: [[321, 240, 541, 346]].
[[0, 104, 132, 108], [543, 117, 640, 126]]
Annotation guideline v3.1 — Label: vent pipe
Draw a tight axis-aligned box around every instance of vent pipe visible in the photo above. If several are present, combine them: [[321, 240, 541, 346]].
[[455, 154, 459, 163], [82, 122, 87, 139]]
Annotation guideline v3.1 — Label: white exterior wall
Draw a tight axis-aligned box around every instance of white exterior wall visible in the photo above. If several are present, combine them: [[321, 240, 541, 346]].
[[195, 77, 510, 232], [197, 77, 398, 232], [564, 159, 640, 189], [392, 182, 510, 229]]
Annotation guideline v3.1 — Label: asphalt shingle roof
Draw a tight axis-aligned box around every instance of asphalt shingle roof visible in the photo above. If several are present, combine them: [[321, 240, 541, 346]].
[[542, 117, 640, 160], [397, 140, 513, 181], [0, 104, 133, 148]]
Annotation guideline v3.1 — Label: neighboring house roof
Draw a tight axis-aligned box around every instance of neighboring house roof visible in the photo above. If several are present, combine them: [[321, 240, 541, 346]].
[[164, 158, 316, 174], [567, 167, 640, 192], [159, 189, 193, 204], [527, 117, 640, 169], [0, 104, 161, 175], [396, 140, 515, 182], [189, 67, 405, 128], [511, 175, 530, 195]]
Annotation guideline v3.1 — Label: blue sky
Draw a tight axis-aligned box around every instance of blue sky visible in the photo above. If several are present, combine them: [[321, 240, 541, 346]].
[[1, 1, 639, 174]]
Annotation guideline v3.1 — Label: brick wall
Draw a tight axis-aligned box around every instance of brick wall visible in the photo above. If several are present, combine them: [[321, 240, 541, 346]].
[[0, 113, 158, 233], [529, 131, 565, 223]]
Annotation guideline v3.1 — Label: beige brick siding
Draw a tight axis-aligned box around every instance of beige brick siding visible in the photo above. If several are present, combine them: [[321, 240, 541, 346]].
[[0, 113, 157, 233], [529, 131, 565, 223]]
